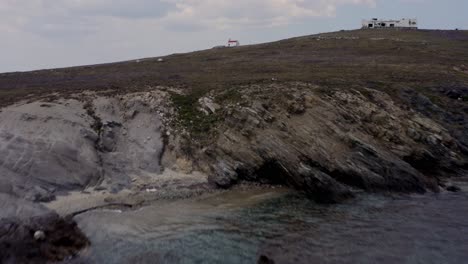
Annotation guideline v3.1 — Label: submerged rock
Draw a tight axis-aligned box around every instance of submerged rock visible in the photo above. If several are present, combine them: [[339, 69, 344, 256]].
[[0, 214, 89, 263], [446, 185, 462, 192], [258, 255, 276, 264], [0, 194, 89, 263]]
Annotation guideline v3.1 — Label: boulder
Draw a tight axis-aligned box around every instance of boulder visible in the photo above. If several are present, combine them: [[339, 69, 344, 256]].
[[198, 97, 221, 115]]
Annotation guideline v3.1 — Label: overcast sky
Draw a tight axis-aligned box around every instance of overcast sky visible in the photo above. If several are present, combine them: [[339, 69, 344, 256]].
[[1, 0, 467, 73]]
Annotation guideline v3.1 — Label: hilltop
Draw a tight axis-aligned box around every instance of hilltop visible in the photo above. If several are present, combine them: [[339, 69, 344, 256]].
[[1, 29, 468, 105]]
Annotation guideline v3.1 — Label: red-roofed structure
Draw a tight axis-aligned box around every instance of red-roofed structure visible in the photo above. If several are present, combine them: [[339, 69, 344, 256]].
[[227, 39, 240, 47]]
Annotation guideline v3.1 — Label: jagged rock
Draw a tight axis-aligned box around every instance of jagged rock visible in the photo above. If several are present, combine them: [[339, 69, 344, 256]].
[[209, 161, 238, 188], [287, 100, 305, 115], [0, 82, 466, 206], [202, 83, 463, 203], [198, 97, 221, 115], [99, 121, 122, 152], [297, 164, 353, 203]]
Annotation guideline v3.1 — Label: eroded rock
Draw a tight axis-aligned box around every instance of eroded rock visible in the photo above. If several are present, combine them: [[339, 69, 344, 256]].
[[198, 96, 221, 115], [201, 83, 466, 203], [0, 91, 170, 199]]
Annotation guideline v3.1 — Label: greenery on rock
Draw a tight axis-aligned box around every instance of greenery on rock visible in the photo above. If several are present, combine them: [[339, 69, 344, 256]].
[[169, 91, 219, 136]]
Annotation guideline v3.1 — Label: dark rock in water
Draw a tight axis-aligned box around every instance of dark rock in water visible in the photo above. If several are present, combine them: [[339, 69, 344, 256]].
[[258, 255, 275, 264], [0, 214, 89, 264], [0, 194, 89, 264], [446, 185, 462, 192]]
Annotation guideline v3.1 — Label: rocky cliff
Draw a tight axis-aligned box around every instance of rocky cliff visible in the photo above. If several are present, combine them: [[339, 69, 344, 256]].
[[1, 29, 468, 262], [203, 83, 467, 202], [1, 82, 466, 205]]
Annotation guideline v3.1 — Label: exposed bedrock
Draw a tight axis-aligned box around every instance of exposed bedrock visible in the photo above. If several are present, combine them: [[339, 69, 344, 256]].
[[399, 85, 468, 159], [0, 83, 466, 204], [206, 83, 467, 202], [0, 100, 100, 201], [0, 91, 171, 201]]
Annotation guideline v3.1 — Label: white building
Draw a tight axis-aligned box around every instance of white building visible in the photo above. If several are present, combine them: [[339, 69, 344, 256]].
[[227, 39, 240, 47], [362, 18, 418, 29]]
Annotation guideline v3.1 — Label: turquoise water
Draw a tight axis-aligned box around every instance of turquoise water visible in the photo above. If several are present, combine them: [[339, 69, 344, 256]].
[[73, 185, 468, 264]]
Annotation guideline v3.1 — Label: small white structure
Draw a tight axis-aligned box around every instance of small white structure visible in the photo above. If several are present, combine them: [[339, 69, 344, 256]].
[[362, 18, 418, 29], [227, 39, 240, 47]]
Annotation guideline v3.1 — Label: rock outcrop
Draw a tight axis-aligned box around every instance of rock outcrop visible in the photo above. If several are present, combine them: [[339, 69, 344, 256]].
[[0, 83, 467, 204], [0, 90, 172, 201], [0, 91, 175, 262], [0, 100, 100, 200], [203, 83, 466, 202], [1, 29, 467, 261]]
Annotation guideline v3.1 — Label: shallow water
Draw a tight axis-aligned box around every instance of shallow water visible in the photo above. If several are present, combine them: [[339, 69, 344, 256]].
[[74, 184, 468, 264]]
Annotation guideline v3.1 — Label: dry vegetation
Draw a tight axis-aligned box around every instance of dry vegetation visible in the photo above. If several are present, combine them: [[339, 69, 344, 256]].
[[1, 29, 467, 114]]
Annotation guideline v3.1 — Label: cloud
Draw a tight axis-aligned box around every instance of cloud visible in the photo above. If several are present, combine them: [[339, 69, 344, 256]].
[[0, 0, 378, 72], [160, 0, 377, 30], [0, 0, 376, 36], [0, 0, 174, 36]]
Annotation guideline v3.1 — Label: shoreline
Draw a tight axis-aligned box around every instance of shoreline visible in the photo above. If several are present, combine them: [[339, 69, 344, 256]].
[[45, 169, 213, 217]]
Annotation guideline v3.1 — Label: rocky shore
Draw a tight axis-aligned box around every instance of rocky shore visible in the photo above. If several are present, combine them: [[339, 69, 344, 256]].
[[1, 29, 467, 262], [1, 82, 466, 262]]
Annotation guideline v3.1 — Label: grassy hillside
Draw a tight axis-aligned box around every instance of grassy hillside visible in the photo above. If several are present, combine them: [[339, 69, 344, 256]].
[[1, 29, 468, 108]]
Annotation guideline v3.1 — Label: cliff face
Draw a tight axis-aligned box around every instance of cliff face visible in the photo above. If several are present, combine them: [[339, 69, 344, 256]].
[[202, 83, 467, 202], [0, 100, 100, 201], [1, 28, 468, 263], [0, 91, 174, 202], [0, 82, 466, 205], [0, 29, 467, 205]]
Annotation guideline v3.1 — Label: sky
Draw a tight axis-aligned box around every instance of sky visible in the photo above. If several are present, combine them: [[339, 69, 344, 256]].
[[0, 0, 467, 73]]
